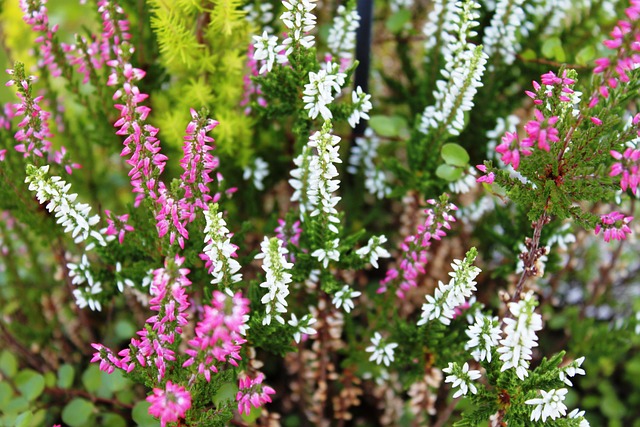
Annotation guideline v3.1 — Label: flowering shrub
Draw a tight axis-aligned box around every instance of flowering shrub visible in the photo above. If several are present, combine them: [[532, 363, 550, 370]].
[[1, 0, 640, 426]]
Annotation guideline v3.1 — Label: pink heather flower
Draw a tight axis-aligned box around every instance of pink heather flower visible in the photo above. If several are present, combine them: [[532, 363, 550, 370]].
[[236, 372, 276, 416], [50, 146, 81, 174], [0, 149, 6, 161], [146, 381, 191, 427], [590, 117, 603, 126], [379, 199, 457, 297], [19, 0, 63, 78], [104, 209, 134, 244], [595, 211, 633, 242], [523, 110, 559, 152], [610, 148, 640, 195], [183, 290, 249, 382], [495, 131, 533, 170], [475, 165, 495, 184]]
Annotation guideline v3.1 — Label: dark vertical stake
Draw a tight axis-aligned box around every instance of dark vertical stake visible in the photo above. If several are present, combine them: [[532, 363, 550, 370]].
[[353, 0, 373, 138]]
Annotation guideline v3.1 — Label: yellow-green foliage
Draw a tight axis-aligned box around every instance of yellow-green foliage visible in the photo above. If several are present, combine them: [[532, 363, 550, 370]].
[[148, 0, 255, 165]]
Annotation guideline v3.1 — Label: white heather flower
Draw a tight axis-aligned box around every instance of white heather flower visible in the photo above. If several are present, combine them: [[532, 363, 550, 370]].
[[252, 31, 281, 74], [115, 261, 134, 293], [327, 5, 360, 61], [465, 313, 502, 363], [442, 362, 481, 398], [390, 0, 414, 12], [203, 204, 242, 287], [418, 250, 480, 325], [422, 0, 459, 61], [67, 254, 102, 311], [25, 165, 106, 249], [482, 0, 526, 66], [568, 408, 590, 427], [332, 284, 362, 313], [307, 122, 343, 235], [243, 157, 269, 190], [280, 0, 317, 55], [348, 86, 372, 128], [256, 237, 293, 325], [244, 3, 275, 34], [365, 332, 398, 367], [497, 291, 543, 380], [525, 388, 568, 422], [311, 238, 340, 268], [348, 129, 391, 199], [356, 235, 391, 268], [288, 313, 317, 343], [449, 167, 477, 194], [303, 63, 346, 120], [289, 146, 314, 217], [559, 356, 586, 386]]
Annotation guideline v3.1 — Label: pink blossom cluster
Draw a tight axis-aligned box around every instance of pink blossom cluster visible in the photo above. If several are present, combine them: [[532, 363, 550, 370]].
[[91, 255, 191, 380], [147, 381, 192, 427], [0, 103, 18, 161], [236, 372, 276, 416], [379, 199, 457, 298], [275, 218, 302, 262], [63, 36, 104, 85], [103, 209, 134, 244], [610, 144, 640, 196], [98, 0, 131, 62], [19, 0, 62, 78], [183, 290, 250, 382], [595, 211, 633, 242], [589, 0, 640, 109]]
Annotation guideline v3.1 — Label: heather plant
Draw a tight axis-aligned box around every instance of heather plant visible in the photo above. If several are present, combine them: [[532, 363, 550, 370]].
[[1, 0, 639, 426]]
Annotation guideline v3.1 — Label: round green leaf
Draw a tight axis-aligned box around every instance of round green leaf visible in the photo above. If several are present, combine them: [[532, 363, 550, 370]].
[[386, 10, 411, 34], [14, 410, 33, 427], [102, 413, 127, 427], [0, 381, 14, 408], [369, 115, 399, 138], [81, 364, 102, 393], [15, 370, 45, 401], [213, 382, 238, 407], [435, 164, 463, 182], [441, 143, 470, 167], [575, 45, 596, 65], [132, 400, 160, 427], [62, 398, 95, 427], [0, 350, 18, 378], [57, 364, 75, 389], [541, 37, 561, 59], [4, 396, 29, 414], [114, 319, 136, 340]]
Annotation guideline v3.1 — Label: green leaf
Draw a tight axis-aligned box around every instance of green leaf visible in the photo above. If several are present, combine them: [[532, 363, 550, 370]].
[[386, 10, 411, 34], [62, 398, 95, 427], [81, 364, 102, 393], [441, 143, 469, 167], [520, 49, 537, 61], [213, 382, 238, 407], [14, 370, 45, 401], [0, 351, 18, 378], [14, 411, 33, 427], [57, 364, 75, 389], [435, 164, 463, 181], [369, 115, 403, 138], [541, 37, 561, 59], [4, 396, 29, 414], [0, 381, 14, 409], [102, 413, 127, 427], [114, 319, 136, 340], [240, 405, 262, 424], [575, 45, 596, 65], [132, 400, 160, 427]]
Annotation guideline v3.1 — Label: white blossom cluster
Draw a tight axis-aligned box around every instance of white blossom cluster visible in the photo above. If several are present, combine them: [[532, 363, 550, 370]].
[[417, 252, 481, 326], [327, 5, 360, 61], [356, 235, 391, 268], [448, 167, 477, 194], [307, 122, 342, 236], [465, 313, 502, 363], [311, 238, 340, 269], [289, 146, 315, 217], [348, 86, 372, 128], [331, 284, 362, 313], [525, 388, 568, 422], [252, 31, 283, 75], [390, 0, 415, 12], [202, 204, 242, 287], [497, 291, 543, 380], [347, 128, 391, 199], [303, 62, 346, 120], [442, 362, 481, 398], [288, 313, 318, 343], [244, 2, 275, 34], [422, 0, 459, 61], [25, 165, 107, 250], [115, 261, 134, 293], [365, 332, 398, 367], [523, 0, 572, 37], [559, 356, 586, 386], [482, 0, 526, 66], [67, 254, 103, 311], [256, 236, 293, 325], [281, 0, 317, 55], [242, 156, 269, 190], [418, 46, 488, 136]]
